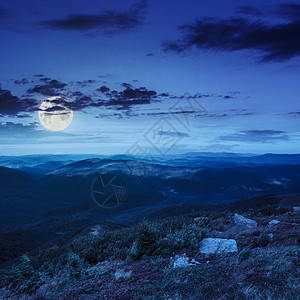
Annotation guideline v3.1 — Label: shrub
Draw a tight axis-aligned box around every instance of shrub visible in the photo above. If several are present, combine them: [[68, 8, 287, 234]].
[[257, 232, 271, 247], [238, 247, 251, 262], [66, 252, 85, 279], [6, 254, 45, 295], [155, 223, 207, 256], [128, 221, 157, 260]]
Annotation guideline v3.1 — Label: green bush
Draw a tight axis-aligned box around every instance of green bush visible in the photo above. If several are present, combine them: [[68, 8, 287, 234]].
[[6, 254, 45, 295], [155, 223, 207, 256], [257, 232, 271, 247], [128, 220, 158, 260], [238, 247, 251, 262]]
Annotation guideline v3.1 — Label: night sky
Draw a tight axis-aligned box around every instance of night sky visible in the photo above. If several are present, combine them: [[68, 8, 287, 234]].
[[0, 0, 299, 156]]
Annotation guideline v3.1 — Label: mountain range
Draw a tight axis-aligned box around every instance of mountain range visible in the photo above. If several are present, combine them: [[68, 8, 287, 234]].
[[0, 152, 299, 267]]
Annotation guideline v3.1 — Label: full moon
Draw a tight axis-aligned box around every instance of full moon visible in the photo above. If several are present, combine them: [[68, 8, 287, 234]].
[[38, 97, 73, 131]]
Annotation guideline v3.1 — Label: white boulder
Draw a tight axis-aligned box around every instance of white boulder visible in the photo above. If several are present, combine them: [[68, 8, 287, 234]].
[[234, 213, 258, 228], [199, 238, 238, 254], [293, 207, 300, 212]]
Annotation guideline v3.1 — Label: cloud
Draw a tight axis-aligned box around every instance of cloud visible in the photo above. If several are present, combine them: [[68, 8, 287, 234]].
[[90, 85, 159, 111], [68, 95, 93, 111], [223, 95, 234, 100], [287, 111, 300, 116], [0, 121, 74, 139], [98, 85, 110, 93], [0, 121, 38, 132], [42, 0, 147, 34], [164, 3, 300, 62], [220, 130, 289, 142], [237, 3, 300, 21], [27, 79, 67, 96], [105, 87, 158, 108], [75, 80, 96, 88], [14, 78, 29, 85], [23, 76, 161, 113], [236, 6, 265, 17], [274, 3, 300, 21], [0, 122, 41, 138], [0, 87, 38, 116], [158, 131, 189, 138]]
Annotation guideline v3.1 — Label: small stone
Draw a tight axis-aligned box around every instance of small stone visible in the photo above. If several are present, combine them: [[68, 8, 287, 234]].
[[268, 220, 280, 226], [173, 256, 190, 268], [267, 233, 274, 242], [190, 258, 200, 265], [194, 217, 202, 222]]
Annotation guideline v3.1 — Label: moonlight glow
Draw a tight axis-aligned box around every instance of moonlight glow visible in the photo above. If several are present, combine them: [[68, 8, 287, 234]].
[[38, 97, 73, 131]]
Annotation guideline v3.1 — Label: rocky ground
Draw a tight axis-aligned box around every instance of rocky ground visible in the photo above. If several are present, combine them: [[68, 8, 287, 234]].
[[0, 205, 299, 299]]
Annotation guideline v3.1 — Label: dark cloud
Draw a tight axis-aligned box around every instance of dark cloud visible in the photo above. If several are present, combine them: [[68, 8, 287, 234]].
[[237, 3, 300, 21], [39, 77, 51, 82], [43, 105, 68, 113], [103, 86, 158, 109], [287, 111, 300, 116], [71, 91, 84, 97], [40, 97, 75, 115], [24, 75, 160, 113], [223, 95, 234, 100], [98, 85, 110, 93], [236, 6, 265, 17], [42, 0, 147, 34], [275, 3, 300, 21], [27, 79, 67, 96], [164, 3, 300, 62], [75, 80, 96, 88], [14, 78, 29, 85], [220, 130, 289, 142], [159, 93, 169, 97], [0, 87, 38, 116], [69, 95, 93, 111], [121, 83, 133, 89]]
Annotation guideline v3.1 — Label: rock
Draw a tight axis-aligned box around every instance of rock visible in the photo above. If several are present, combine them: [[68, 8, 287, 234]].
[[172, 256, 190, 268], [199, 238, 238, 254], [268, 220, 280, 226], [90, 225, 102, 236], [234, 213, 258, 228], [267, 233, 274, 242], [194, 216, 208, 223], [293, 207, 300, 212], [190, 258, 201, 265], [172, 255, 200, 268]]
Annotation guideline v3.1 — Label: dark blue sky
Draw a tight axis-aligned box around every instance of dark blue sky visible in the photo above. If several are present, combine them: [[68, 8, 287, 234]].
[[0, 0, 299, 155]]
